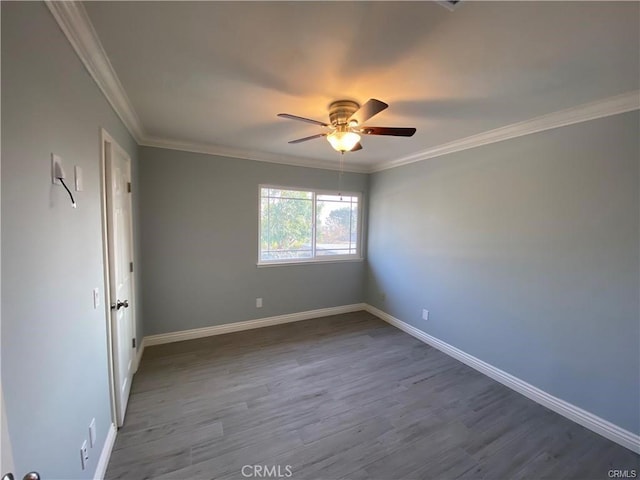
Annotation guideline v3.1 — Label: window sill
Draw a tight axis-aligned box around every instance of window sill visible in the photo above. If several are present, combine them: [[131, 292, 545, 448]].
[[256, 257, 364, 268]]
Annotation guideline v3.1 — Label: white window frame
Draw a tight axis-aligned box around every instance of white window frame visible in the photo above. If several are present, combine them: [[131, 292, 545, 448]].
[[258, 184, 363, 266]]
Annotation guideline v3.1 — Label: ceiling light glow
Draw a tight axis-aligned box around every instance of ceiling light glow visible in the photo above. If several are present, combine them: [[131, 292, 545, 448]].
[[327, 130, 361, 153]]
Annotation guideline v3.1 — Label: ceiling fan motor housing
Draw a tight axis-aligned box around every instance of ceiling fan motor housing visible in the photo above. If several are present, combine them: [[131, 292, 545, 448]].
[[329, 100, 360, 127]]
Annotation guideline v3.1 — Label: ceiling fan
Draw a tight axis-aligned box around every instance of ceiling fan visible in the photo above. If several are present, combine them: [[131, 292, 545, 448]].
[[278, 98, 416, 153]]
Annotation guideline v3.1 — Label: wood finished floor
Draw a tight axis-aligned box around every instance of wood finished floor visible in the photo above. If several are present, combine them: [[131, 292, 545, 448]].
[[105, 312, 639, 480]]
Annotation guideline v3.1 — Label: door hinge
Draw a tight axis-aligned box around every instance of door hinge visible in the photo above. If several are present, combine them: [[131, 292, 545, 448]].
[[127, 182, 131, 193], [130, 261, 134, 273], [132, 338, 136, 348]]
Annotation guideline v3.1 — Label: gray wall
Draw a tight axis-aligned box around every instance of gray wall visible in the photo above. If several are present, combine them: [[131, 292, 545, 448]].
[[1, 2, 141, 478], [139, 147, 368, 336], [2, 9, 637, 480], [366, 111, 640, 434]]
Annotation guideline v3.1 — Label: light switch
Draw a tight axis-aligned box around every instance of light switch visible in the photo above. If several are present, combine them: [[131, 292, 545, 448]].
[[89, 418, 96, 448], [93, 288, 100, 309], [74, 166, 83, 191]]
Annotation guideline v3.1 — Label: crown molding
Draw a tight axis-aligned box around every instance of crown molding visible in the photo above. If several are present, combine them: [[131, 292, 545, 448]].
[[372, 90, 640, 173], [45, 0, 145, 143], [143, 91, 638, 175], [140, 136, 371, 173], [44, 0, 365, 173], [46, 1, 638, 175]]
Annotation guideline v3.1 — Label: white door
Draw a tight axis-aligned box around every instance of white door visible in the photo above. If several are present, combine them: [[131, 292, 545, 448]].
[[105, 138, 135, 427]]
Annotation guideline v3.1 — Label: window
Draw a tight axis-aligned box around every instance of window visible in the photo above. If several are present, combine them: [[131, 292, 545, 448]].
[[259, 186, 361, 264]]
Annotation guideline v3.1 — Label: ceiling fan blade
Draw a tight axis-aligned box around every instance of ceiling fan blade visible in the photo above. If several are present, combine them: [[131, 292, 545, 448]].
[[350, 142, 363, 152], [288, 133, 327, 144], [278, 113, 329, 127], [349, 99, 388, 125], [361, 126, 416, 137]]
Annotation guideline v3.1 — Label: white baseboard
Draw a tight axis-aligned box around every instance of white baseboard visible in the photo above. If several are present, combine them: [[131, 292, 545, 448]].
[[364, 304, 640, 454], [93, 422, 117, 480], [144, 303, 367, 347]]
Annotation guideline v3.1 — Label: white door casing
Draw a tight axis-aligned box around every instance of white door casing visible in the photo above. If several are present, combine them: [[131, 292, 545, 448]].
[[102, 131, 136, 427]]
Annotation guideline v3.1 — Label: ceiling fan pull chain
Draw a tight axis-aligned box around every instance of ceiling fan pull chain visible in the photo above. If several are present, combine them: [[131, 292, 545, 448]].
[[338, 153, 344, 199]]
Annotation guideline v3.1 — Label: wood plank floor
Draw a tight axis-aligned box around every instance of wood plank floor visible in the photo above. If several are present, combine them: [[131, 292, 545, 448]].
[[105, 311, 639, 480]]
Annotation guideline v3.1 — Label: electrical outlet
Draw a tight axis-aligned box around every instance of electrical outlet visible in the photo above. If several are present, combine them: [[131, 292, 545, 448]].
[[256, 298, 263, 308], [422, 309, 429, 321], [89, 418, 96, 448], [80, 440, 88, 470]]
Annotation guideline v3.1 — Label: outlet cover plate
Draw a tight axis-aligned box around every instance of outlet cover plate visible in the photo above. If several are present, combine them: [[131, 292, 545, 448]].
[[80, 440, 88, 470]]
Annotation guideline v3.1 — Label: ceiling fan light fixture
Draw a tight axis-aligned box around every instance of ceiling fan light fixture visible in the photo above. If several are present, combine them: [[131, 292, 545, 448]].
[[327, 130, 361, 153]]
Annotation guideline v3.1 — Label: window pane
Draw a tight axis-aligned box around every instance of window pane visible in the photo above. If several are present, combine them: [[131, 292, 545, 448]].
[[264, 188, 312, 200], [260, 188, 313, 261], [316, 194, 358, 256]]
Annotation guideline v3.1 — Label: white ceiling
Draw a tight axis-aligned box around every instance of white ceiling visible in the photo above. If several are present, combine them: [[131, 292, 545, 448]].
[[82, 1, 639, 171]]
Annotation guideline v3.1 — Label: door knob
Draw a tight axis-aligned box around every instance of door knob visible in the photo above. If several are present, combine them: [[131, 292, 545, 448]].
[[1, 473, 40, 480], [111, 299, 129, 310]]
